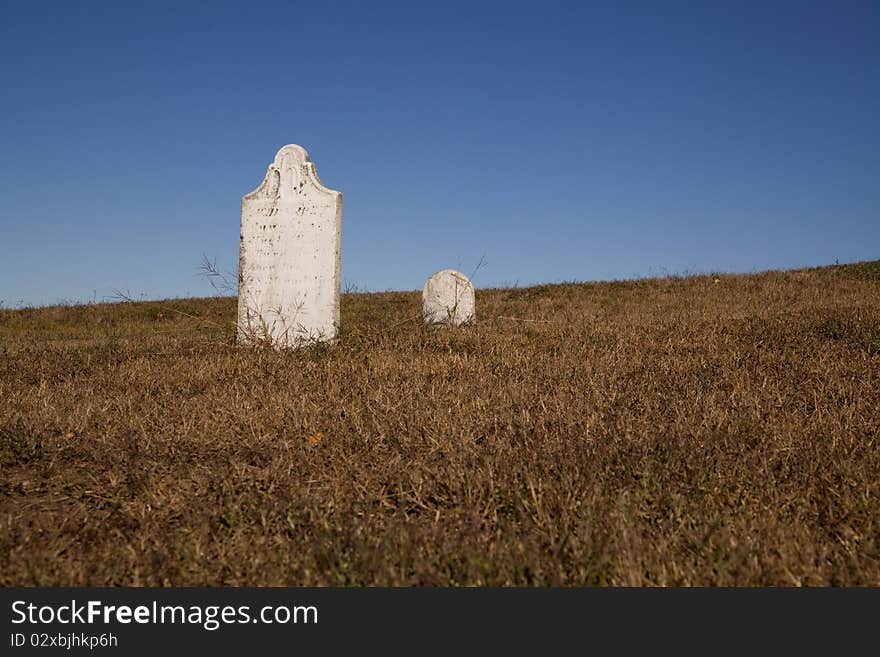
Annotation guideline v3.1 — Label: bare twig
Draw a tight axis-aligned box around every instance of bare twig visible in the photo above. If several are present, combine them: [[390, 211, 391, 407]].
[[110, 289, 228, 330], [496, 315, 554, 324], [197, 255, 237, 295], [390, 313, 423, 328], [469, 253, 487, 283]]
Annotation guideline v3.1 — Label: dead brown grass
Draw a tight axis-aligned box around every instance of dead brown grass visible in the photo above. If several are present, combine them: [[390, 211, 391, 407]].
[[1, 261, 878, 585]]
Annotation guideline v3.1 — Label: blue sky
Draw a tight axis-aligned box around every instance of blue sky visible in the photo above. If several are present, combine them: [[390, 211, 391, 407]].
[[1, 1, 877, 306]]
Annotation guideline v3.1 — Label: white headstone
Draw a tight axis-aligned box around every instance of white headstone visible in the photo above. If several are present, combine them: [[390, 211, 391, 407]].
[[237, 144, 342, 348], [422, 269, 476, 326]]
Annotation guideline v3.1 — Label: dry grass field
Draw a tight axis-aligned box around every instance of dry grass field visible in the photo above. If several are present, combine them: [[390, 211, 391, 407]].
[[1, 261, 878, 586]]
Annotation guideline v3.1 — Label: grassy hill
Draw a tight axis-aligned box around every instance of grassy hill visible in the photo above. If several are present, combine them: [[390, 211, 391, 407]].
[[1, 261, 878, 585]]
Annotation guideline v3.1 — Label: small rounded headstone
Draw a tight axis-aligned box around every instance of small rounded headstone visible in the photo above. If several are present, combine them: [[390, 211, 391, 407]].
[[422, 269, 476, 326]]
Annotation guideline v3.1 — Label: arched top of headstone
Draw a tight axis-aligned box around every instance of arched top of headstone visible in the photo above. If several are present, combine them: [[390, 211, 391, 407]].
[[243, 144, 340, 202], [425, 269, 474, 289]]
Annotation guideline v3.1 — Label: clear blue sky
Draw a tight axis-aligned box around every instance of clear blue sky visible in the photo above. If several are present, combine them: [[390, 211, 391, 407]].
[[1, 1, 877, 307]]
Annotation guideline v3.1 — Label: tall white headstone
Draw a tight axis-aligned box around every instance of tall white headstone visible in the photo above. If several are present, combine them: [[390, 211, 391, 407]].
[[237, 144, 342, 348], [422, 269, 476, 326]]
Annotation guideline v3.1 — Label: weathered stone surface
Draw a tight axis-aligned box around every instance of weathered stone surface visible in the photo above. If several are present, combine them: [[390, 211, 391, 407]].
[[237, 145, 342, 347], [422, 269, 476, 326]]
